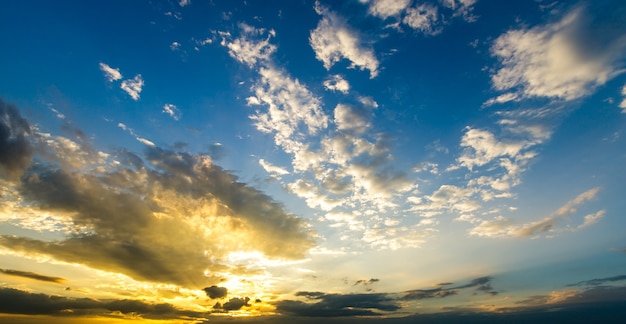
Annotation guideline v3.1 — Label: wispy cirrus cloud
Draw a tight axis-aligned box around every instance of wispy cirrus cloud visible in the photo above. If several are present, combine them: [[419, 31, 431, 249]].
[[469, 187, 603, 238]]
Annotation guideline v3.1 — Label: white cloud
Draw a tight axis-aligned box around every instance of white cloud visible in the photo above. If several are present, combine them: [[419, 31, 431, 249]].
[[120, 75, 144, 101], [250, 67, 329, 143], [310, 4, 379, 78], [223, 23, 276, 68], [489, 6, 626, 102], [99, 63, 123, 82], [402, 4, 441, 35], [620, 83, 626, 113], [170, 41, 181, 51], [179, 0, 190, 7], [363, 0, 411, 19], [457, 128, 527, 170], [259, 159, 289, 175], [162, 104, 181, 120], [323, 75, 350, 94]]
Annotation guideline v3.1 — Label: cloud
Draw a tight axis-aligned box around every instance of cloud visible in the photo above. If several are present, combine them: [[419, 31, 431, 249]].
[[310, 3, 379, 78], [170, 41, 181, 51], [222, 21, 418, 250], [203, 286, 228, 299], [362, 0, 411, 19], [277, 292, 399, 317], [259, 159, 289, 175], [354, 278, 380, 286], [216, 297, 251, 311], [0, 99, 33, 179], [179, 0, 190, 7], [402, 3, 441, 35], [323, 74, 350, 94], [223, 23, 276, 68], [334, 104, 371, 134], [0, 104, 315, 289], [117, 122, 156, 146], [441, 0, 478, 21], [277, 276, 494, 317], [98, 62, 123, 82], [567, 274, 626, 287], [162, 103, 181, 120], [0, 288, 204, 320], [403, 276, 495, 300], [0, 268, 66, 283], [120, 74, 144, 100], [489, 3, 626, 103]]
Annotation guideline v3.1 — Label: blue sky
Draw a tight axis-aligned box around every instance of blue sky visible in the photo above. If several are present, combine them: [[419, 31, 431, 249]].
[[1, 0, 626, 322]]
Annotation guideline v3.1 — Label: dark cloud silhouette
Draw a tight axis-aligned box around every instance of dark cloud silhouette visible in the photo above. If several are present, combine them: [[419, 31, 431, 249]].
[[403, 276, 496, 300], [0, 99, 32, 179], [277, 292, 400, 317], [221, 297, 251, 311], [354, 278, 380, 286], [0, 288, 205, 320], [0, 268, 65, 284], [204, 286, 228, 299], [567, 274, 626, 287]]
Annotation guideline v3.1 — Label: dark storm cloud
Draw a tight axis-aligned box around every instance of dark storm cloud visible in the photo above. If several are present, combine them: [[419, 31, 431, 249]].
[[0, 103, 315, 289], [277, 292, 400, 317], [0, 99, 33, 178], [567, 274, 626, 287], [0, 287, 205, 320], [203, 286, 228, 299], [0, 268, 66, 283]]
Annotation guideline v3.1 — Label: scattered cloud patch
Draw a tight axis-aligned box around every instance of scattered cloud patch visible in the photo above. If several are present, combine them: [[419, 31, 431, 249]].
[[310, 3, 379, 78], [162, 103, 181, 120], [362, 0, 411, 19], [323, 74, 350, 94], [99, 62, 122, 82], [403, 4, 441, 35], [120, 74, 144, 101]]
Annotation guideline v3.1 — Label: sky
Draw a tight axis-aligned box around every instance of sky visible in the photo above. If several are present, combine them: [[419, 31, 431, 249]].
[[1, 0, 626, 323]]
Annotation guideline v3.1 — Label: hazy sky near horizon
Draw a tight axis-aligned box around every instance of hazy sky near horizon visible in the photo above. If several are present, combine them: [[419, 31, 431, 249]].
[[1, 0, 626, 322]]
